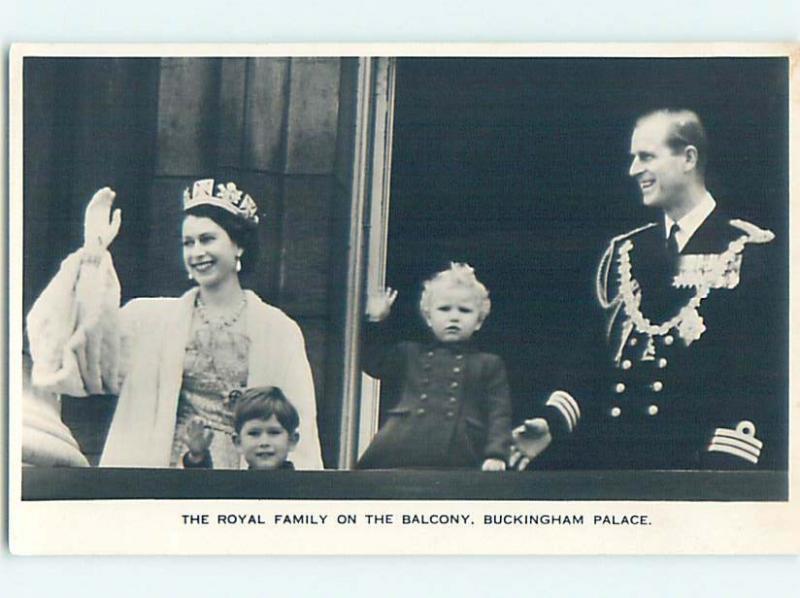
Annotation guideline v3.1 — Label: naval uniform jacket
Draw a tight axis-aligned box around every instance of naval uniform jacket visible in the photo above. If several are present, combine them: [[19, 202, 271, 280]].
[[357, 320, 513, 469], [541, 208, 786, 470]]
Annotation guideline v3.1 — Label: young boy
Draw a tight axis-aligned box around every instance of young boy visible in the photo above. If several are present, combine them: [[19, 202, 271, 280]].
[[183, 386, 299, 470], [357, 263, 512, 470]]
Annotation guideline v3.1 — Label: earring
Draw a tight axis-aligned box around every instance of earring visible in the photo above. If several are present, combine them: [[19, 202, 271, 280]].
[[236, 255, 242, 273]]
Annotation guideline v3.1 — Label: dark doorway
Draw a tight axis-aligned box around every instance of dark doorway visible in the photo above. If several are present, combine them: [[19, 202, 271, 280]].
[[383, 57, 789, 464]]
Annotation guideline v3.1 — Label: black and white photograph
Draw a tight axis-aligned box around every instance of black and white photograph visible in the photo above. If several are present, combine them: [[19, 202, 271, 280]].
[[8, 44, 797, 554]]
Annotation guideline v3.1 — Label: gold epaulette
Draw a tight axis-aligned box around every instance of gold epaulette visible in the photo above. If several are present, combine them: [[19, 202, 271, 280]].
[[729, 219, 775, 244], [609, 222, 659, 245]]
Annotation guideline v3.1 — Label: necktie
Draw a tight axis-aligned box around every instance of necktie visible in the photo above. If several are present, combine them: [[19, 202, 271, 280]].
[[666, 222, 680, 255]]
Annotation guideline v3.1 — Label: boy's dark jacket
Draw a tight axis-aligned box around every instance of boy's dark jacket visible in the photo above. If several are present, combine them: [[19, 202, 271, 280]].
[[357, 319, 512, 469], [182, 450, 295, 470]]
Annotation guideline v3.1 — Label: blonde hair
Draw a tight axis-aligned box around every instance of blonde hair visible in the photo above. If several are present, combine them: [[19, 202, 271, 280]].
[[419, 262, 491, 322]]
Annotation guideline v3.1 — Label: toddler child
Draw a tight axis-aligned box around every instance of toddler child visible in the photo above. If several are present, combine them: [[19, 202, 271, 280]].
[[358, 263, 512, 470]]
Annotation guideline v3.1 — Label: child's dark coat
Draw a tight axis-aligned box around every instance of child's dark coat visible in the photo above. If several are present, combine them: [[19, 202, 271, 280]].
[[358, 320, 512, 469]]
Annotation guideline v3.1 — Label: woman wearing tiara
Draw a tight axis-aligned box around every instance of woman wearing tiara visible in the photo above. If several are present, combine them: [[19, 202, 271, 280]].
[[26, 180, 324, 469]]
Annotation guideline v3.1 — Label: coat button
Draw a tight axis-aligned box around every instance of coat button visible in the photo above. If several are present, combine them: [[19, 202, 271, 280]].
[[455, 354, 464, 360], [651, 381, 663, 392], [417, 408, 426, 415], [427, 351, 434, 357], [450, 381, 459, 389], [446, 411, 454, 418], [614, 383, 626, 394], [647, 404, 659, 416], [621, 359, 632, 370], [453, 366, 461, 373], [448, 396, 457, 403], [629, 337, 638, 347], [657, 358, 668, 369], [420, 393, 428, 400], [663, 335, 674, 346], [610, 406, 622, 417]]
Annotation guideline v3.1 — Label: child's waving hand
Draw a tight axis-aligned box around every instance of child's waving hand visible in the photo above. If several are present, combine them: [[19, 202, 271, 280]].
[[366, 287, 398, 322]]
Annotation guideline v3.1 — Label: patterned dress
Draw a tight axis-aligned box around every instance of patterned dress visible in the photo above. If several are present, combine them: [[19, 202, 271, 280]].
[[169, 297, 250, 469], [27, 249, 323, 469]]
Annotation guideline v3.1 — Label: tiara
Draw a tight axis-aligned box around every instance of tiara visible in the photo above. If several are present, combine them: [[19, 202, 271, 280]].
[[182, 179, 259, 225]]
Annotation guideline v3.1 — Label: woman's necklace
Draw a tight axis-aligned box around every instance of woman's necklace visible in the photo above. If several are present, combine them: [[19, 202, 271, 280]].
[[195, 292, 247, 328]]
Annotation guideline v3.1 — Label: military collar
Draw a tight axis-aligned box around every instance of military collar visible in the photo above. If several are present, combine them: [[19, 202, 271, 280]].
[[664, 192, 716, 252]]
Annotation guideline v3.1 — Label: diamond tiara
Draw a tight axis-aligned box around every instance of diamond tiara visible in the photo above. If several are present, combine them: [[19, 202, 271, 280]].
[[182, 179, 259, 225]]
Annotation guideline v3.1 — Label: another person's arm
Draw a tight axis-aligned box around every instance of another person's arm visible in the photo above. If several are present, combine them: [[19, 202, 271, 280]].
[[26, 187, 126, 397]]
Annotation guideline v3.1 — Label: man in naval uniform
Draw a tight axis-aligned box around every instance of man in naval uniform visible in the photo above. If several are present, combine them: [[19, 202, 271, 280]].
[[512, 109, 787, 471]]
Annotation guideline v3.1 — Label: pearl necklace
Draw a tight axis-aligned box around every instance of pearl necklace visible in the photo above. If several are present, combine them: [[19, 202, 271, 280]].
[[195, 293, 247, 328]]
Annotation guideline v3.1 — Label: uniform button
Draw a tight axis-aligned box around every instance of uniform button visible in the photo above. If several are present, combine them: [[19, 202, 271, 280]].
[[446, 411, 454, 418], [455, 354, 464, 360], [610, 406, 622, 418], [651, 381, 663, 392], [450, 381, 459, 389], [614, 383, 626, 394], [647, 404, 659, 416], [658, 358, 668, 369], [629, 337, 638, 347], [423, 363, 431, 370], [448, 396, 457, 403], [417, 408, 426, 415], [453, 366, 461, 373], [663, 335, 674, 346], [420, 393, 428, 400], [427, 351, 434, 357], [621, 359, 632, 370]]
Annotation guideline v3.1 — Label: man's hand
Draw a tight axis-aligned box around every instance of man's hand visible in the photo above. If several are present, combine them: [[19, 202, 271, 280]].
[[185, 416, 214, 460], [366, 287, 398, 322], [83, 187, 122, 255], [481, 458, 507, 471], [509, 418, 552, 471]]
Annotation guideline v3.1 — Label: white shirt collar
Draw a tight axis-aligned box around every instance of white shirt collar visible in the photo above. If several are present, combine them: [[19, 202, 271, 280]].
[[664, 192, 716, 252]]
